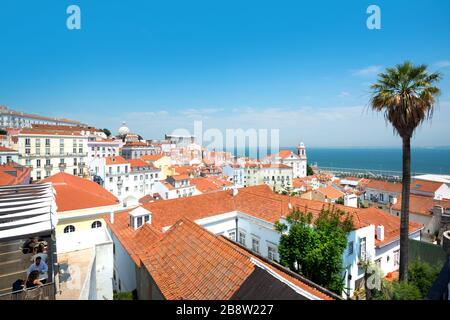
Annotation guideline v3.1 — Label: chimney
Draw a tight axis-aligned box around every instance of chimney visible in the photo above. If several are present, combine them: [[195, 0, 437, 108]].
[[376, 224, 385, 241], [344, 194, 358, 208], [110, 211, 114, 224]]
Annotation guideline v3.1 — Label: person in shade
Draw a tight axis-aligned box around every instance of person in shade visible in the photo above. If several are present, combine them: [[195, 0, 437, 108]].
[[25, 271, 44, 289], [27, 256, 48, 279]]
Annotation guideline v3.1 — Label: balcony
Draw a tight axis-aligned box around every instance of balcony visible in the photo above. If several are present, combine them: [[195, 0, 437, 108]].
[[58, 163, 67, 170], [20, 152, 88, 159], [44, 164, 53, 170], [78, 162, 86, 168], [0, 283, 55, 300]]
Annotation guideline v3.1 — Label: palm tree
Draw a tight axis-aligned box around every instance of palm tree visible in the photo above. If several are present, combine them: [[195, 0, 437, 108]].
[[370, 61, 441, 281]]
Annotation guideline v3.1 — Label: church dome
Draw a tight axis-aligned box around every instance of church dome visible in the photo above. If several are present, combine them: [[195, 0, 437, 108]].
[[118, 122, 130, 136]]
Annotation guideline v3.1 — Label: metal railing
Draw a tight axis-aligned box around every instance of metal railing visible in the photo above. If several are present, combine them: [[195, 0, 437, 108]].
[[0, 282, 56, 300]]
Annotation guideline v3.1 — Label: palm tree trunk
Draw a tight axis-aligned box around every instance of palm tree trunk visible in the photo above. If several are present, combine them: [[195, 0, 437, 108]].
[[399, 136, 411, 281]]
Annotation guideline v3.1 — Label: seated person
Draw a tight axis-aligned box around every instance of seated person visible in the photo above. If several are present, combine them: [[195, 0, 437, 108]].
[[25, 271, 44, 289], [22, 237, 38, 254], [27, 256, 48, 279], [31, 243, 48, 262]]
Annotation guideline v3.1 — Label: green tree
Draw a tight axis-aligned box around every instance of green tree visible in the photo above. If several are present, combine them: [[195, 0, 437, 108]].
[[408, 260, 440, 297], [102, 128, 112, 137], [370, 62, 442, 281], [275, 206, 353, 294], [306, 164, 314, 176], [335, 197, 344, 205]]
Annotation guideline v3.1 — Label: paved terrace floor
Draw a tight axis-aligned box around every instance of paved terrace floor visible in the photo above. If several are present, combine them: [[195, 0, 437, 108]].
[[56, 248, 93, 300]]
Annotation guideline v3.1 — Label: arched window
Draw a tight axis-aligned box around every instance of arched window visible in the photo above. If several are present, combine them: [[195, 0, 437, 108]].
[[91, 221, 102, 229], [64, 225, 75, 233]]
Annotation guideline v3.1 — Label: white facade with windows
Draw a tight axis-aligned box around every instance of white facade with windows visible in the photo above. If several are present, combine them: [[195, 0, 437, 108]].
[[90, 157, 161, 207], [17, 132, 88, 180], [0, 148, 19, 164]]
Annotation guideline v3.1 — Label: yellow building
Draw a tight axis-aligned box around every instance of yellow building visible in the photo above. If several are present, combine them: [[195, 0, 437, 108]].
[[41, 172, 121, 237], [140, 154, 171, 180]]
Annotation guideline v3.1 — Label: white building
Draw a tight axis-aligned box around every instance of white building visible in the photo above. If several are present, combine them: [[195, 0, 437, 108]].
[[87, 136, 121, 161], [0, 105, 86, 129], [105, 185, 423, 299], [262, 143, 307, 178], [90, 156, 161, 207], [17, 125, 89, 180], [364, 180, 402, 205], [0, 146, 18, 164], [222, 164, 245, 187], [154, 174, 196, 199]]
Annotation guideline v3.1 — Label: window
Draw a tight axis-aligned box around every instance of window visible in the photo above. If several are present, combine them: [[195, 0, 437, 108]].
[[46, 159, 51, 166], [91, 221, 102, 229], [109, 177, 113, 183], [25, 138, 31, 146], [137, 216, 143, 228], [45, 139, 50, 146], [348, 241, 354, 255], [238, 231, 246, 246], [73, 168, 77, 175], [252, 237, 260, 253], [64, 225, 76, 233], [36, 171, 41, 180], [359, 237, 367, 261], [228, 230, 236, 241], [60, 148, 64, 155], [74, 158, 77, 165], [25, 148, 30, 154], [394, 250, 400, 267], [268, 245, 278, 261]]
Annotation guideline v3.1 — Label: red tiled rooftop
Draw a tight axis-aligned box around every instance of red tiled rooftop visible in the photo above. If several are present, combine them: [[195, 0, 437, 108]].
[[105, 156, 129, 165], [41, 172, 119, 211], [411, 179, 445, 194], [138, 219, 334, 300], [316, 186, 345, 200], [392, 194, 450, 217], [0, 146, 17, 152], [365, 179, 402, 193], [141, 154, 165, 161]]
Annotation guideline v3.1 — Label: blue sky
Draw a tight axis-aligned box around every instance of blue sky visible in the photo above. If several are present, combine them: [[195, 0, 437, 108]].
[[0, 0, 449, 147]]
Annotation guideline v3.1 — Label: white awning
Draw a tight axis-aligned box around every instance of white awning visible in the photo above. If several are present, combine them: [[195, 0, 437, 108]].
[[0, 183, 58, 240]]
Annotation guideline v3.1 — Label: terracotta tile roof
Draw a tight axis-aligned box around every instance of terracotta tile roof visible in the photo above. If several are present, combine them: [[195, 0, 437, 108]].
[[141, 154, 165, 162], [392, 194, 450, 217], [355, 207, 423, 247], [261, 164, 292, 169], [411, 179, 444, 194], [128, 159, 152, 168], [293, 178, 306, 189], [0, 146, 17, 152], [191, 177, 233, 193], [103, 212, 163, 265], [123, 141, 149, 147], [0, 162, 31, 186], [138, 219, 335, 300], [41, 172, 119, 211], [171, 174, 190, 181], [316, 186, 345, 200], [365, 179, 402, 193], [171, 165, 199, 176], [105, 156, 129, 165]]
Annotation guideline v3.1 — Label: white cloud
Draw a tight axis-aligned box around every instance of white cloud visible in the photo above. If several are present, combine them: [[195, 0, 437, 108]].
[[434, 60, 450, 68], [89, 101, 450, 148], [179, 108, 224, 118], [351, 65, 383, 77], [338, 91, 350, 98]]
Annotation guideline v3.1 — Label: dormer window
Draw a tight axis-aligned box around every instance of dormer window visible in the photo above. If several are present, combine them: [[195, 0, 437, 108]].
[[129, 207, 152, 230]]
